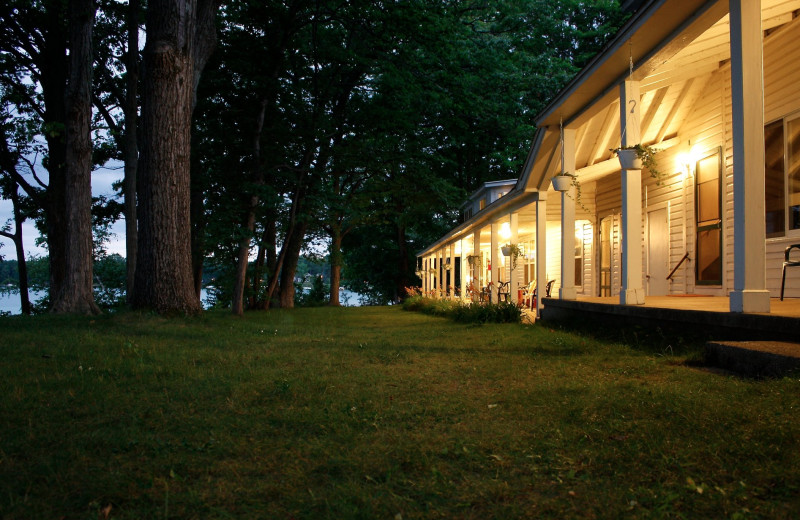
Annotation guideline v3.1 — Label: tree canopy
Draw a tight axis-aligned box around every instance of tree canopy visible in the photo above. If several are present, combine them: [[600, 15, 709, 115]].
[[0, 0, 629, 313]]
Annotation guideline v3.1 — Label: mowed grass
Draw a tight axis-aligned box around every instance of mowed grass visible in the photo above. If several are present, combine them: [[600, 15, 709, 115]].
[[1, 307, 799, 519]]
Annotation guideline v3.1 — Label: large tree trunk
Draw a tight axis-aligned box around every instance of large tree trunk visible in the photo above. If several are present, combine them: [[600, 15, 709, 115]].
[[124, 0, 139, 302], [40, 5, 70, 304], [133, 0, 218, 315], [52, 0, 99, 315], [278, 222, 307, 308], [232, 100, 267, 316]]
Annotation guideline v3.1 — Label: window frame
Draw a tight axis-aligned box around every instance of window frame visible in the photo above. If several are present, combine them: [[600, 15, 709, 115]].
[[765, 112, 800, 239]]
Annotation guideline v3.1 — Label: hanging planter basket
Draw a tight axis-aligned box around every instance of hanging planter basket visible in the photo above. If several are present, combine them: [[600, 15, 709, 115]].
[[616, 148, 643, 170], [552, 174, 573, 192], [501, 246, 511, 256]]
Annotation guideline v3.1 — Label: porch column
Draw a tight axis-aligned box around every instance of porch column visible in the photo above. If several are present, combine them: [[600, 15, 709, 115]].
[[560, 127, 577, 300], [619, 79, 646, 305], [459, 238, 467, 300], [448, 242, 456, 299], [423, 257, 429, 295], [429, 255, 435, 297], [473, 230, 481, 296], [490, 221, 499, 303], [729, 0, 770, 313], [510, 212, 520, 299], [438, 249, 445, 298], [535, 195, 548, 315]]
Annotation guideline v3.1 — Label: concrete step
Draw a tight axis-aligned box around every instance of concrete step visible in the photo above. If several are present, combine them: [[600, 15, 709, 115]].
[[705, 340, 800, 378]]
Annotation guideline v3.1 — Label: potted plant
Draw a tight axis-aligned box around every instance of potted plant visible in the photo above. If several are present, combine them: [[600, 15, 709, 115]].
[[466, 254, 482, 268], [552, 172, 576, 192], [501, 243, 523, 269], [551, 172, 587, 211], [613, 144, 662, 181]]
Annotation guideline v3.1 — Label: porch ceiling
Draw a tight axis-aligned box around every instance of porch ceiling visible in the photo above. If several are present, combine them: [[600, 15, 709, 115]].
[[526, 0, 800, 192]]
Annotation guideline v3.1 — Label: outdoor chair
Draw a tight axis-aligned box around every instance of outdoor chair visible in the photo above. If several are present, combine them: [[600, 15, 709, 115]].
[[497, 281, 510, 302], [521, 280, 536, 309], [780, 244, 800, 300]]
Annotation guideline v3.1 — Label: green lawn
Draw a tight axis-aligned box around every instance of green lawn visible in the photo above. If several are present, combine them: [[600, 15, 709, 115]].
[[1, 307, 798, 519]]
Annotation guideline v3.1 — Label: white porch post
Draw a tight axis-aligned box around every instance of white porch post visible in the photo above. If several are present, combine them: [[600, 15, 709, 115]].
[[448, 242, 456, 298], [459, 238, 467, 300], [473, 230, 481, 296], [490, 221, 499, 303], [619, 79, 646, 305], [424, 257, 429, 295], [729, 0, 770, 313], [535, 195, 548, 315], [429, 255, 435, 296], [510, 212, 520, 301], [560, 127, 577, 300], [437, 249, 444, 298]]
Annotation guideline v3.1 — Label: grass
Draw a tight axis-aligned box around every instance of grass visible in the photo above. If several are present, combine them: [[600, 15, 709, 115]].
[[1, 306, 799, 519]]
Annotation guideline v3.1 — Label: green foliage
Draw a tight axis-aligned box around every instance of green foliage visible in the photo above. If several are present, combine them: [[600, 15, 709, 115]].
[[403, 297, 523, 324], [296, 275, 329, 307]]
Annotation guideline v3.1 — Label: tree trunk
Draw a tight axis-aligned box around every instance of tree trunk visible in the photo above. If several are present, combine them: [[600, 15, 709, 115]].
[[133, 0, 218, 315], [232, 100, 267, 316], [124, 0, 139, 302], [40, 6, 70, 304], [278, 222, 307, 308], [396, 222, 409, 303], [0, 189, 32, 315], [329, 229, 342, 306], [190, 167, 205, 299], [52, 0, 99, 315]]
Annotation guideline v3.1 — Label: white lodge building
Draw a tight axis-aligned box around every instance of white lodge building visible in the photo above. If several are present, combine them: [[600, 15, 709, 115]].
[[417, 0, 800, 316]]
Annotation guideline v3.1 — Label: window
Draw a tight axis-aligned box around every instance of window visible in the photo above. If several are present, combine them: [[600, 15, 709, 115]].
[[764, 115, 800, 237], [479, 198, 486, 210], [695, 149, 722, 285], [574, 230, 583, 288]]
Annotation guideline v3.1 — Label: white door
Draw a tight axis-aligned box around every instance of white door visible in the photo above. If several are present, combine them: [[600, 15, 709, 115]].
[[647, 207, 670, 295]]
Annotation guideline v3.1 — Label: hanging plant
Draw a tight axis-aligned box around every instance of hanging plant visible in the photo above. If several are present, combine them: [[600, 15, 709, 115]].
[[613, 144, 663, 183], [466, 254, 482, 268], [502, 243, 524, 270]]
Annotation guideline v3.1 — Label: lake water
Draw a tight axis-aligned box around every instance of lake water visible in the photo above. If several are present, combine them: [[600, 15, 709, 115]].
[[0, 288, 363, 315], [0, 290, 45, 314]]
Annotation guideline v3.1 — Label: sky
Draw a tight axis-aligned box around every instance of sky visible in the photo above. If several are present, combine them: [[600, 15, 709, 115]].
[[0, 166, 127, 261]]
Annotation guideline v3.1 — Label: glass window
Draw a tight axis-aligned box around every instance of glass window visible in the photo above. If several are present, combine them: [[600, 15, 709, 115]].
[[765, 120, 785, 237], [788, 118, 800, 231]]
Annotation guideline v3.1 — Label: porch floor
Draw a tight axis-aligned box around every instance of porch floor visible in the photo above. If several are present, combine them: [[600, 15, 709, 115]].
[[540, 296, 800, 342], [578, 295, 800, 318]]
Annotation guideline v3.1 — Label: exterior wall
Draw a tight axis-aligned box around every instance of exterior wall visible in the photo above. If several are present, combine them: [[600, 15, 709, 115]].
[[545, 183, 596, 296], [679, 68, 727, 295], [762, 19, 800, 297]]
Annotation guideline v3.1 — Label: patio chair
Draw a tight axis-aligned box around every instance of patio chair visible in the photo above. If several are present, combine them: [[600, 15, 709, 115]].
[[780, 244, 800, 300], [497, 281, 511, 302], [521, 280, 536, 309]]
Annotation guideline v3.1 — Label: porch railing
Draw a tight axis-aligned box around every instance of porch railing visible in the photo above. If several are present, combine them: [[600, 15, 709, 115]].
[[667, 252, 690, 281]]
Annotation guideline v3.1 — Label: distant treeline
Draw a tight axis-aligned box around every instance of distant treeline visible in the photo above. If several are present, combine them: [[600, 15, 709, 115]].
[[0, 255, 330, 290]]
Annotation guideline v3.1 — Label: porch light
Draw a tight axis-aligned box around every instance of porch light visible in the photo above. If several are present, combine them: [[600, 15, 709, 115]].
[[500, 222, 511, 240], [677, 145, 702, 178]]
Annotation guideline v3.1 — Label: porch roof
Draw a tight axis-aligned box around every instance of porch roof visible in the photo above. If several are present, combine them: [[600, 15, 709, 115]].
[[524, 0, 800, 191]]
